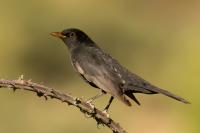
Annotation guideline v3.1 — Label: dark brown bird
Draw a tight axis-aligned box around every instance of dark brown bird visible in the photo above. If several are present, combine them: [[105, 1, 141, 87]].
[[51, 28, 190, 112]]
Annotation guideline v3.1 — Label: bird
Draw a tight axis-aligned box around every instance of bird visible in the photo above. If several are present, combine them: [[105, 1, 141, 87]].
[[51, 28, 190, 112]]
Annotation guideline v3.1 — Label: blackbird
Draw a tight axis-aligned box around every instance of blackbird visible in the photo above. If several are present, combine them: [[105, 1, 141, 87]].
[[51, 28, 189, 112]]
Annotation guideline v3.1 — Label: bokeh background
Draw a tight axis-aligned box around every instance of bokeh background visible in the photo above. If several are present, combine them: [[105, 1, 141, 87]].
[[0, 0, 199, 133]]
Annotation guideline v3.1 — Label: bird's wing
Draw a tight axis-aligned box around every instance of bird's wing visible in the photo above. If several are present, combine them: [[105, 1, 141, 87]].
[[71, 46, 132, 106], [86, 47, 190, 104]]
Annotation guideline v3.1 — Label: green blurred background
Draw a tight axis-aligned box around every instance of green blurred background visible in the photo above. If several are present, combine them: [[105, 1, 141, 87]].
[[0, 0, 199, 133]]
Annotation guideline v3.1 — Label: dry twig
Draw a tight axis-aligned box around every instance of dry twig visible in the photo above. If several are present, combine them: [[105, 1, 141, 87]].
[[0, 77, 127, 133]]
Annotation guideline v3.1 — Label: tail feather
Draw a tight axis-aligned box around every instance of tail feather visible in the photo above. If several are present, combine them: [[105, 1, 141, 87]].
[[146, 86, 190, 104], [126, 92, 141, 105]]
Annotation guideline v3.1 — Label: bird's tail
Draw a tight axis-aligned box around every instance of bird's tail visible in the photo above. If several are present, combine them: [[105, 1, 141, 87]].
[[146, 86, 190, 104]]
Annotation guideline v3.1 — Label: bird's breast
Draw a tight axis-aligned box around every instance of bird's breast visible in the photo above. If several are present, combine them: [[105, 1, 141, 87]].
[[73, 61, 85, 75]]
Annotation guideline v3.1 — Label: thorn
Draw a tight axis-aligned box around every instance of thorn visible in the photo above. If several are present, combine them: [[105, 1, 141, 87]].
[[16, 75, 24, 84], [49, 89, 53, 93], [67, 102, 73, 106], [18, 75, 24, 80], [79, 107, 86, 114], [108, 118, 112, 125], [75, 98, 81, 105], [96, 119, 104, 129], [8, 83, 17, 92], [13, 87, 18, 92], [49, 95, 54, 99], [36, 91, 43, 97], [44, 94, 48, 100]]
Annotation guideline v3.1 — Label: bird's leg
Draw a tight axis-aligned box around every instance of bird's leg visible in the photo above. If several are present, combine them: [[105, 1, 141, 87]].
[[103, 96, 114, 114], [86, 91, 105, 104]]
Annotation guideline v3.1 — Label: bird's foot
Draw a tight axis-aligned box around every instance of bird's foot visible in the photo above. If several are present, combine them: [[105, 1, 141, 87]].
[[86, 99, 93, 104], [102, 109, 110, 118], [86, 99, 95, 109]]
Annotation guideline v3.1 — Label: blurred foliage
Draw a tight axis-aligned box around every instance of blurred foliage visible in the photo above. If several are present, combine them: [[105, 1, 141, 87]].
[[0, 0, 199, 133]]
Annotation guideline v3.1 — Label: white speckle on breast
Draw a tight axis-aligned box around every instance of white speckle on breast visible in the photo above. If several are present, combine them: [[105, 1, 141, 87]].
[[118, 73, 122, 78], [122, 79, 126, 84]]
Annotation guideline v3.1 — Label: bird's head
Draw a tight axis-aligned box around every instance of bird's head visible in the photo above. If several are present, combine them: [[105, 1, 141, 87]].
[[51, 28, 95, 49]]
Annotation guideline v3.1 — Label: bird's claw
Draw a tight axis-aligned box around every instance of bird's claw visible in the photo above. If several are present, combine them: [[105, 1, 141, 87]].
[[86, 100, 95, 109], [102, 109, 110, 118], [86, 99, 93, 104]]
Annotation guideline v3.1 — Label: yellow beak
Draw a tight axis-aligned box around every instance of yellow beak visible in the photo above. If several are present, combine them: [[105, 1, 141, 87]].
[[50, 32, 66, 38]]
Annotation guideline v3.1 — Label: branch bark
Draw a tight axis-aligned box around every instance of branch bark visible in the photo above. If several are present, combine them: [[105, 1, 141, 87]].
[[0, 77, 127, 133]]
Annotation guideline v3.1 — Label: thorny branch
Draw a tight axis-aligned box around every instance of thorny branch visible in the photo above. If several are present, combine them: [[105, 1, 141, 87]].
[[0, 76, 127, 133]]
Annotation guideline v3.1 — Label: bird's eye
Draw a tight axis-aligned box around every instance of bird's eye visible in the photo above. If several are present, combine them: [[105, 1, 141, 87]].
[[69, 32, 75, 38]]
